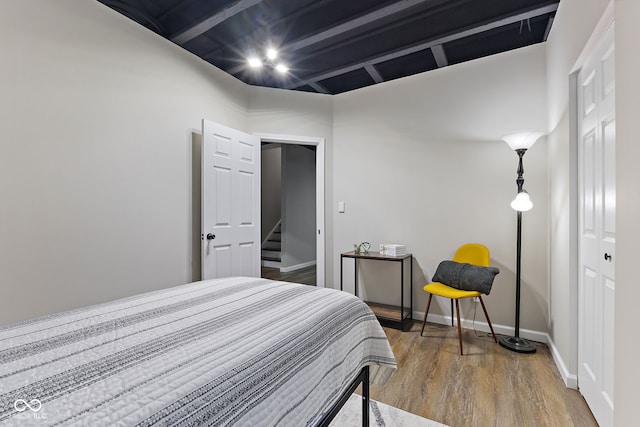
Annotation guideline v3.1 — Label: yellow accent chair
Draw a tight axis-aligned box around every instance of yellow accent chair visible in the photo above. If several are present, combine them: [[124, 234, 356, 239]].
[[420, 243, 497, 355]]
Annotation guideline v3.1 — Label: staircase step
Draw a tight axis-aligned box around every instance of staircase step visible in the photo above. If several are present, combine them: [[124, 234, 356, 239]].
[[262, 221, 282, 253], [262, 242, 281, 268], [261, 249, 281, 260], [263, 241, 281, 251]]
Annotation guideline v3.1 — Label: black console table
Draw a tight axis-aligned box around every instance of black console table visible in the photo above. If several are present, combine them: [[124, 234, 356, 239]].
[[340, 251, 413, 331]]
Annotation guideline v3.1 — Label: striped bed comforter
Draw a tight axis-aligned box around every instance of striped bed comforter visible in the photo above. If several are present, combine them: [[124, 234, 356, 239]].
[[0, 277, 396, 426]]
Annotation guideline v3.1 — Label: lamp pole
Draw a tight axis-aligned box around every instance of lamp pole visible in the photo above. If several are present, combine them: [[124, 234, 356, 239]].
[[499, 148, 537, 353]]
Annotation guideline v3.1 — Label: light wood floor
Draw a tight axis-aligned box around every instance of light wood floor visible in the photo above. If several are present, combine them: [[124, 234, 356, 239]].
[[261, 269, 594, 426], [363, 321, 597, 427]]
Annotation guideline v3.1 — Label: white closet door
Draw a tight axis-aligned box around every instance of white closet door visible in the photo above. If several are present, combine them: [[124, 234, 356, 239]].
[[577, 23, 615, 427]]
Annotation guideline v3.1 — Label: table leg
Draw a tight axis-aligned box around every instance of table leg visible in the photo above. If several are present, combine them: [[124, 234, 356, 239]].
[[340, 255, 344, 291], [354, 258, 358, 298], [410, 256, 413, 320], [400, 259, 404, 324]]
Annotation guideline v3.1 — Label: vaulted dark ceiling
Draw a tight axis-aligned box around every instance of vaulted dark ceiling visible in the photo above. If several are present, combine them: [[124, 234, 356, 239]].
[[98, 0, 560, 95]]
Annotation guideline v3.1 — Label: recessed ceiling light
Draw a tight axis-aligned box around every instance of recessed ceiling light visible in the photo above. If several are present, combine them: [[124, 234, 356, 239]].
[[266, 48, 278, 60], [275, 63, 289, 73], [247, 57, 263, 68]]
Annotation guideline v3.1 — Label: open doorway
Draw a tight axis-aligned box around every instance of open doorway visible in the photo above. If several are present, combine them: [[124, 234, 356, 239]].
[[260, 142, 317, 285], [257, 133, 325, 287]]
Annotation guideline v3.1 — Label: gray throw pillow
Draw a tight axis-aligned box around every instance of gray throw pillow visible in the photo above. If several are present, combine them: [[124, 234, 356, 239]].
[[431, 260, 500, 295]]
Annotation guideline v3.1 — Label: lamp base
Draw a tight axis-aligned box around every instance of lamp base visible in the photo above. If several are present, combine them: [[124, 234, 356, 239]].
[[498, 336, 537, 353]]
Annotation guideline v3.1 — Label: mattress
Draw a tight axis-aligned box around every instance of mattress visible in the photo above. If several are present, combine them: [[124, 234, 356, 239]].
[[0, 277, 396, 426]]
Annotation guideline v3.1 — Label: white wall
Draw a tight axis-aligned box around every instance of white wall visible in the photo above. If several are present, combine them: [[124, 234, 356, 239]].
[[0, 0, 250, 324], [545, 0, 611, 385], [332, 45, 549, 332], [261, 145, 282, 242], [614, 0, 640, 423], [281, 145, 316, 269]]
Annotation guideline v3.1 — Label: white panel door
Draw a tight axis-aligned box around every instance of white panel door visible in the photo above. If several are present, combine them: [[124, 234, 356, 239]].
[[577, 24, 615, 427], [202, 120, 260, 279]]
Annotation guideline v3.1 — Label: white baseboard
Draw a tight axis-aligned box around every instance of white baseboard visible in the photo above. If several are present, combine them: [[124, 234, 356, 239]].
[[413, 310, 577, 389], [413, 310, 547, 343], [262, 260, 281, 268], [280, 260, 316, 273], [547, 335, 578, 389]]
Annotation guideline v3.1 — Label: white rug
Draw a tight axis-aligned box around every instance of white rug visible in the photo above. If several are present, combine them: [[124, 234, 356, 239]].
[[329, 394, 448, 427]]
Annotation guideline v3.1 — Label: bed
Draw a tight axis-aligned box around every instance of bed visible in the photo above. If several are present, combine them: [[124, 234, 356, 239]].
[[0, 277, 396, 426]]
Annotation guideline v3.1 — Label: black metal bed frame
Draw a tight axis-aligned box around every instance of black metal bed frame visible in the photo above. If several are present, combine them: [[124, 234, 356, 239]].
[[316, 365, 370, 427]]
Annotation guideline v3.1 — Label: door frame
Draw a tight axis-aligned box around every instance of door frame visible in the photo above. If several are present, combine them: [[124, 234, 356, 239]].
[[255, 133, 326, 287], [568, 0, 614, 400]]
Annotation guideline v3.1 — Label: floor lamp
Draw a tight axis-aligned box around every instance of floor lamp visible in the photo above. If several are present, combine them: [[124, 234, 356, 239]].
[[499, 131, 544, 354]]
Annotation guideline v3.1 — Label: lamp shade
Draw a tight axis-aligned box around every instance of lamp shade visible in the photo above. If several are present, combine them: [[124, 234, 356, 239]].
[[511, 191, 533, 211], [502, 131, 544, 151]]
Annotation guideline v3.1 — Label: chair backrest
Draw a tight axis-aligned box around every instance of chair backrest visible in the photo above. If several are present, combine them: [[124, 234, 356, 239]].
[[452, 243, 490, 267]]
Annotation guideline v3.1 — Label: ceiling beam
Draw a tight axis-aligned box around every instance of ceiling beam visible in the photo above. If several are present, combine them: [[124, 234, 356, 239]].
[[285, 0, 429, 52], [171, 0, 263, 45], [226, 0, 436, 76], [309, 82, 331, 94], [364, 65, 384, 84], [543, 15, 555, 41], [431, 45, 449, 67], [285, 3, 559, 89]]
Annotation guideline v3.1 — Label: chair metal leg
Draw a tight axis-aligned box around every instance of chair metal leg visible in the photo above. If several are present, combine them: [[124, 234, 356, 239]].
[[478, 296, 498, 343], [420, 294, 433, 336], [455, 299, 463, 355], [450, 299, 454, 326]]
